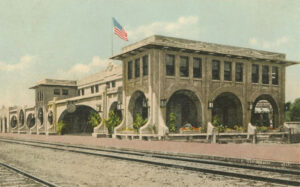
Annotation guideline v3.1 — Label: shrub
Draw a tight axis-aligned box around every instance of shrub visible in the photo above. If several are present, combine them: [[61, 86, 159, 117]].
[[88, 111, 102, 128], [212, 115, 226, 133], [256, 126, 269, 132], [57, 121, 66, 135], [132, 113, 147, 132], [104, 110, 121, 134], [168, 113, 177, 133]]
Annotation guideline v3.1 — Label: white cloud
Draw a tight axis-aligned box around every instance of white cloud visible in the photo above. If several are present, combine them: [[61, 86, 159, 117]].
[[127, 16, 201, 41], [0, 55, 35, 71], [57, 56, 111, 79], [248, 36, 290, 49]]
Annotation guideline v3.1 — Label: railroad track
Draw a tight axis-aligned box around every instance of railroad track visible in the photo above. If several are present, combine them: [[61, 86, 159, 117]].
[[0, 162, 56, 187], [0, 137, 299, 186]]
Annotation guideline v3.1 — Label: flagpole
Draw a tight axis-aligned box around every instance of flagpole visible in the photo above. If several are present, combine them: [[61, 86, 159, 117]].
[[111, 17, 114, 56]]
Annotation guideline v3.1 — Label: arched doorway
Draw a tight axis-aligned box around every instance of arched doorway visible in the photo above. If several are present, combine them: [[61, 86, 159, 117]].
[[0, 118, 2, 132], [251, 95, 278, 128], [10, 116, 17, 128], [58, 105, 98, 134], [27, 114, 35, 129], [109, 102, 122, 120], [4, 117, 7, 132], [166, 90, 202, 131], [212, 92, 243, 128], [128, 91, 148, 124], [38, 108, 44, 125], [19, 110, 25, 127]]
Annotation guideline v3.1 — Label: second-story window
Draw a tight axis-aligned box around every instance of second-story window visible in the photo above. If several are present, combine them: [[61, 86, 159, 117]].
[[91, 86, 94, 94], [62, 89, 68, 95], [262, 65, 269, 84], [272, 66, 279, 85], [142, 55, 148, 76], [128, 61, 133, 80], [252, 64, 259, 83], [112, 81, 116, 88], [78, 90, 80, 96], [212, 60, 220, 80], [54, 89, 60, 95], [166, 54, 175, 76], [106, 82, 110, 89], [224, 61, 232, 81], [193, 57, 202, 78], [81, 89, 85, 96], [180, 56, 189, 77], [95, 85, 99, 93], [235, 63, 243, 82], [135, 58, 140, 78]]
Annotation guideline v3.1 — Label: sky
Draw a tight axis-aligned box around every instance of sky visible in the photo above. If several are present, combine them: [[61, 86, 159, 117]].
[[0, 0, 300, 107]]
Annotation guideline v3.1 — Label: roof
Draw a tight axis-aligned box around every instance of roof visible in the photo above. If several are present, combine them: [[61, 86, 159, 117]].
[[30, 79, 77, 89], [111, 35, 300, 66], [77, 62, 122, 87]]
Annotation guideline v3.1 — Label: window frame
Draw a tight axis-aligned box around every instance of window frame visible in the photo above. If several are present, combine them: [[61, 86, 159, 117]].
[[127, 61, 133, 80], [224, 61, 232, 81], [54, 89, 60, 95], [142, 55, 148, 76], [212, 60, 220, 80], [262, 65, 269, 84], [165, 54, 175, 76], [235, 62, 243, 82], [135, 58, 140, 78], [180, 56, 189, 77], [252, 64, 259, 83]]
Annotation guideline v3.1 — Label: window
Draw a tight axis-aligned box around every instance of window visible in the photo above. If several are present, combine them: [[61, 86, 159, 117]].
[[224, 61, 232, 81], [166, 54, 175, 76], [212, 60, 220, 80], [180, 56, 189, 77], [235, 63, 243, 82], [112, 81, 116, 88], [106, 82, 110, 89], [54, 89, 60, 95], [91, 86, 94, 94], [81, 89, 85, 96], [252, 64, 259, 83], [95, 85, 99, 93], [272, 66, 279, 85], [62, 89, 68, 95], [262, 65, 269, 84], [142, 55, 148, 76], [128, 61, 133, 80], [78, 90, 80, 96], [135, 58, 140, 78], [193, 58, 202, 78]]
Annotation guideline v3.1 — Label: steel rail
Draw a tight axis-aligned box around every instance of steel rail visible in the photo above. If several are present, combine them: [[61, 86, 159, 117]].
[[0, 137, 299, 186], [0, 162, 57, 187]]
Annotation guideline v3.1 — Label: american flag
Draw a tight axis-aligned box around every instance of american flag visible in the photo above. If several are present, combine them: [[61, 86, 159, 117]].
[[113, 17, 128, 41]]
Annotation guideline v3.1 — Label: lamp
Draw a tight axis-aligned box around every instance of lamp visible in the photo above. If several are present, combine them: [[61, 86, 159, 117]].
[[160, 99, 167, 108], [248, 102, 253, 110], [117, 102, 122, 110], [208, 101, 213, 109], [142, 98, 148, 108], [96, 104, 102, 112]]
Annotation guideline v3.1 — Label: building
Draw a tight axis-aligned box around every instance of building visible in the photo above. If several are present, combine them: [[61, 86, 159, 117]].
[[111, 35, 298, 138], [1, 35, 299, 137]]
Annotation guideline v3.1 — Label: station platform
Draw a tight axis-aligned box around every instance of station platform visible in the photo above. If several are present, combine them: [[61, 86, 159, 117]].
[[0, 133, 299, 168]]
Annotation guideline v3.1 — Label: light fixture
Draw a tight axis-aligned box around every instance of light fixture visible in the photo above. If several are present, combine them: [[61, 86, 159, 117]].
[[160, 99, 167, 108], [96, 104, 102, 112], [142, 98, 148, 108], [248, 102, 253, 110], [117, 102, 122, 110], [208, 101, 213, 109]]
